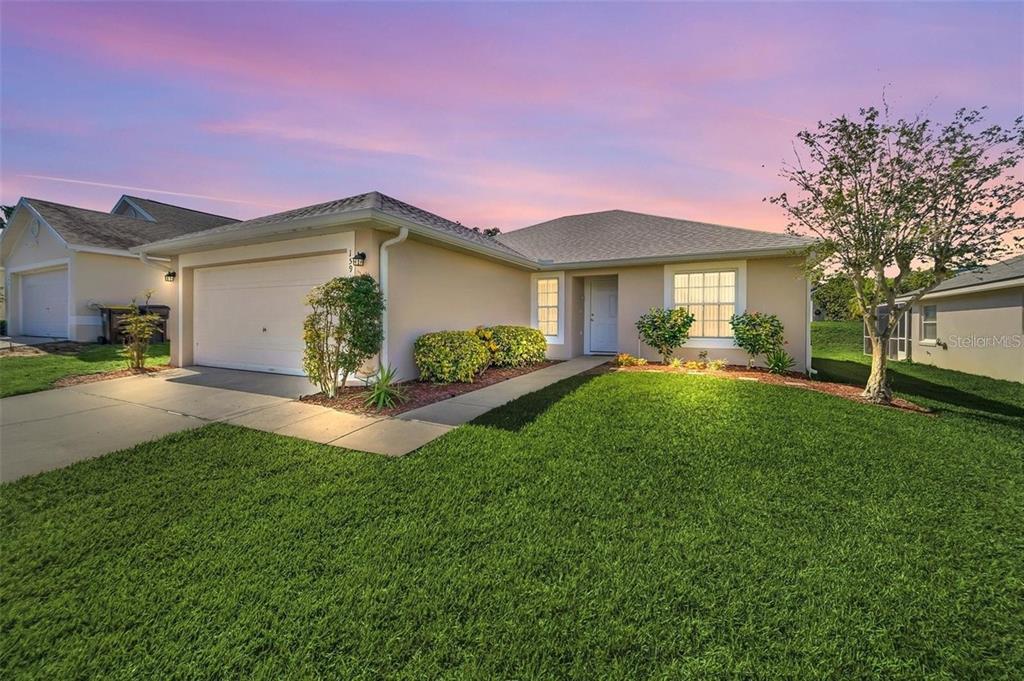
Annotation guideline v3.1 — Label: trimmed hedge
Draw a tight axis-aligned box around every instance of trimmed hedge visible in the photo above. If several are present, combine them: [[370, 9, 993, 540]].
[[414, 331, 490, 383], [479, 325, 547, 368]]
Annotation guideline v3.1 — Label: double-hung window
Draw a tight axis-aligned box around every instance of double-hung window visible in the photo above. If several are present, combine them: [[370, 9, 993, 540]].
[[922, 305, 937, 342], [672, 269, 738, 338], [663, 261, 746, 346], [537, 278, 559, 336], [532, 273, 564, 342]]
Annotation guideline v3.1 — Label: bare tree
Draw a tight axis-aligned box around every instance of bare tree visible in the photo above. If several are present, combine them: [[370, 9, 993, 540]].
[[771, 106, 1023, 403]]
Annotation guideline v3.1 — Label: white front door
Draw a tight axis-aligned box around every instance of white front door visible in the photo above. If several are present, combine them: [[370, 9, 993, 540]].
[[193, 254, 347, 375], [21, 268, 68, 337], [588, 277, 618, 354]]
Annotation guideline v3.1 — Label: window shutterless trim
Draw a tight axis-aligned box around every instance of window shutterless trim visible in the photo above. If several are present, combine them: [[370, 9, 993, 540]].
[[531, 271, 565, 345], [663, 260, 746, 349]]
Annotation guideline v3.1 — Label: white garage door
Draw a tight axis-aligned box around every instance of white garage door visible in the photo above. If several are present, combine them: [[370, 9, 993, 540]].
[[194, 254, 347, 375], [21, 268, 68, 337]]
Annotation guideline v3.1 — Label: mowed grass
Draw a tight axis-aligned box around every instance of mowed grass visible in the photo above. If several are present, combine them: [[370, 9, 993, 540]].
[[0, 342, 170, 398], [3, 368, 1022, 677], [811, 321, 1023, 429]]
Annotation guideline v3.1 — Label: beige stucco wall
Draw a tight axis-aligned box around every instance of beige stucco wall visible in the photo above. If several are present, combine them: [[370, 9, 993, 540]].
[[3, 216, 70, 272], [71, 253, 174, 342], [386, 236, 531, 380], [161, 219, 807, 382], [167, 226, 529, 379], [909, 286, 1023, 382], [545, 256, 809, 370]]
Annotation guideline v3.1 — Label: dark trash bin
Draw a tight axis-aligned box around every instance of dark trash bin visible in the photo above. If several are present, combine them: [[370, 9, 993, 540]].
[[97, 305, 170, 344]]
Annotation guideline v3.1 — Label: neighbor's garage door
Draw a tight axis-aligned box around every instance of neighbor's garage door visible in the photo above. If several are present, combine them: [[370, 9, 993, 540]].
[[21, 268, 68, 337], [193, 254, 346, 374]]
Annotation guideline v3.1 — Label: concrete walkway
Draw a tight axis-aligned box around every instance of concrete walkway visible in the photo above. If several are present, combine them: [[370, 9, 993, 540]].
[[1, 358, 607, 482], [397, 355, 609, 426]]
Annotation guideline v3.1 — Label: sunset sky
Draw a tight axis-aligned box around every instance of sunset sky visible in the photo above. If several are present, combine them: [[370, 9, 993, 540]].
[[2, 1, 1021, 232]]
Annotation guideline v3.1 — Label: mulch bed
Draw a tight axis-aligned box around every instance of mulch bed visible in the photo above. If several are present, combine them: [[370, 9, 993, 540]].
[[52, 366, 170, 388], [302, 360, 562, 417], [616, 363, 931, 414]]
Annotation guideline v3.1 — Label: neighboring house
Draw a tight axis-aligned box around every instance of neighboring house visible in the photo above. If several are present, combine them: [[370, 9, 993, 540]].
[[0, 196, 237, 341], [867, 254, 1024, 382], [132, 191, 814, 381]]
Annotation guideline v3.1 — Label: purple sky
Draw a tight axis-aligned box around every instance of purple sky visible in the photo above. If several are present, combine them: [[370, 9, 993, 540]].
[[2, 1, 1021, 232]]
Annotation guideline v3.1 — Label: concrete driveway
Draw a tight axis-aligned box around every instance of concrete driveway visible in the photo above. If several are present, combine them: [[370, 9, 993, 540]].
[[0, 367, 449, 483], [1, 357, 606, 483]]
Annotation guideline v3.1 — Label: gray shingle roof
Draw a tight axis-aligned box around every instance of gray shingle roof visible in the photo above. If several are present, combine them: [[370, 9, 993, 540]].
[[121, 196, 238, 233], [148, 191, 527, 259], [25, 198, 236, 251], [928, 254, 1024, 295], [496, 209, 813, 265]]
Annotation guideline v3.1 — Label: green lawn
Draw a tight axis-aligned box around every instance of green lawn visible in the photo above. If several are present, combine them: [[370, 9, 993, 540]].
[[0, 342, 170, 398], [2, 360, 1022, 677], [811, 321, 1023, 429]]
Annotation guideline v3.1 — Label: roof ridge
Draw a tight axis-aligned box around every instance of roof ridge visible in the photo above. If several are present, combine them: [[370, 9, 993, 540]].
[[123, 195, 239, 222], [26, 197, 148, 222], [505, 208, 802, 241]]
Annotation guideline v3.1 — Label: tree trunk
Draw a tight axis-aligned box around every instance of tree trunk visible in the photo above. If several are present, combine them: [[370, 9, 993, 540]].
[[863, 338, 892, 404]]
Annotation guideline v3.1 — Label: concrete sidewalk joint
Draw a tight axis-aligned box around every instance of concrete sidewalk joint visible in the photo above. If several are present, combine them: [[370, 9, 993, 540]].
[[1, 358, 607, 482]]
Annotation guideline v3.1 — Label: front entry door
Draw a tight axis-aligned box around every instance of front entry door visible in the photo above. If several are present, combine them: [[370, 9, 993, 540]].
[[588, 277, 618, 353]]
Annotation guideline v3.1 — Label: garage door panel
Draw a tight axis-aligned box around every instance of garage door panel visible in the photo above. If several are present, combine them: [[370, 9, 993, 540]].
[[193, 255, 346, 375], [22, 268, 68, 337]]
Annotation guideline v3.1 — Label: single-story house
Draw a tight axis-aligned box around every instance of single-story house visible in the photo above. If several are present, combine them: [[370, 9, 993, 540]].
[[0, 196, 237, 341], [130, 191, 814, 381], [868, 255, 1024, 383]]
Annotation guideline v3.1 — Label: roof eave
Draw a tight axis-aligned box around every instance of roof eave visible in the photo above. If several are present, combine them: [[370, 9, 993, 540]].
[[132, 208, 540, 270], [539, 245, 813, 271], [918, 275, 1024, 300], [368, 212, 538, 270]]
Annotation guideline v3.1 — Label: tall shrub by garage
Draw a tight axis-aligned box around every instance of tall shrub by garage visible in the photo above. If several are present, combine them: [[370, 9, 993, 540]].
[[414, 331, 490, 383], [478, 325, 547, 367], [302, 274, 384, 397]]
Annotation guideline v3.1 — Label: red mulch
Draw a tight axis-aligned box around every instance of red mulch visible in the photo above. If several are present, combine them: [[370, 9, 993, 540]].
[[52, 365, 170, 388], [302, 361, 562, 416], [616, 363, 931, 414]]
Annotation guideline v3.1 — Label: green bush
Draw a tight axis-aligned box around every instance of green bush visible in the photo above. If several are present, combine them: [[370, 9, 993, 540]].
[[730, 312, 785, 367], [414, 331, 490, 383], [765, 348, 796, 375], [636, 307, 696, 363], [482, 325, 547, 367], [302, 275, 385, 397], [120, 290, 161, 371], [363, 364, 406, 411]]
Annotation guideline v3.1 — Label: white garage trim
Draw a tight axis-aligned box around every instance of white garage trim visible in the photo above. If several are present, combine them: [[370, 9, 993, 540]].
[[17, 264, 71, 338], [192, 252, 349, 375]]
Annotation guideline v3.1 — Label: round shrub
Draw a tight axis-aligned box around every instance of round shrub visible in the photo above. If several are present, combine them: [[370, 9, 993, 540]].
[[414, 330, 490, 383], [729, 312, 785, 367], [484, 325, 547, 367]]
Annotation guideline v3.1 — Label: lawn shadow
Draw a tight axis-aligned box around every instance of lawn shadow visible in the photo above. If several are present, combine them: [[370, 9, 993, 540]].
[[812, 358, 1024, 423], [470, 368, 606, 432]]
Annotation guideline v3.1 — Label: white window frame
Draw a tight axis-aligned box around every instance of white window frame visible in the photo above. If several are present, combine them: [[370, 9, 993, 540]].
[[531, 271, 565, 345], [663, 260, 747, 349], [920, 304, 938, 345]]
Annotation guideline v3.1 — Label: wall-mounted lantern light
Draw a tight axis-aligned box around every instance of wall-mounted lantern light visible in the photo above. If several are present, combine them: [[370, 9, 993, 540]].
[[164, 271, 177, 282], [350, 251, 367, 268]]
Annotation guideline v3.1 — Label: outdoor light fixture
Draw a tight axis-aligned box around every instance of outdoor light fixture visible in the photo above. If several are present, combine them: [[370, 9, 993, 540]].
[[350, 251, 367, 268], [164, 271, 177, 282]]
